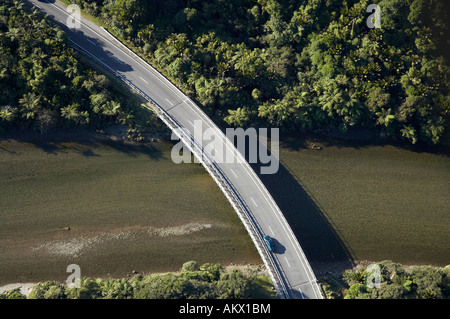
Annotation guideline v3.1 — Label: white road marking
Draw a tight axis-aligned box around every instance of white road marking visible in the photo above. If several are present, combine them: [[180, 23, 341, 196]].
[[69, 40, 114, 74], [268, 225, 274, 235], [165, 98, 174, 106], [139, 76, 148, 84], [44, 0, 322, 298], [230, 168, 238, 179], [250, 197, 258, 207], [86, 38, 96, 46], [284, 256, 291, 268], [113, 57, 123, 64]]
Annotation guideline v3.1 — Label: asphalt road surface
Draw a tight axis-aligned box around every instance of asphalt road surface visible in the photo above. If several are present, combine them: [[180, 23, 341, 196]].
[[25, 0, 323, 299]]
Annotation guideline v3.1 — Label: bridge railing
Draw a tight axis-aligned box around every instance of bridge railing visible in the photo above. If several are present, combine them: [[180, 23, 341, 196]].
[[159, 111, 289, 300], [70, 39, 293, 298]]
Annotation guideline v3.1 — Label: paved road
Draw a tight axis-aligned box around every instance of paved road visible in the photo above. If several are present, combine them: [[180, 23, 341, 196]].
[[25, 0, 323, 299]]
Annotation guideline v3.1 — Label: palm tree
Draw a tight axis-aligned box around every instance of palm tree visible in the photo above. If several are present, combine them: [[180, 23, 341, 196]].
[[319, 86, 343, 117], [61, 103, 80, 122], [375, 108, 395, 127], [400, 124, 418, 144], [6, 28, 20, 42], [137, 24, 154, 45], [64, 64, 78, 79], [200, 77, 226, 108], [19, 92, 41, 120], [224, 107, 249, 127], [102, 100, 121, 116], [82, 79, 95, 92], [0, 105, 15, 122], [11, 0, 24, 14]]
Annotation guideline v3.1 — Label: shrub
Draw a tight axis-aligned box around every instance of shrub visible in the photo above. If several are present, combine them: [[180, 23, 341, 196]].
[[181, 260, 200, 272], [14, 262, 270, 299], [408, 266, 445, 299], [342, 261, 450, 299], [0, 288, 26, 299], [65, 277, 101, 299], [344, 283, 371, 299], [29, 281, 66, 299]]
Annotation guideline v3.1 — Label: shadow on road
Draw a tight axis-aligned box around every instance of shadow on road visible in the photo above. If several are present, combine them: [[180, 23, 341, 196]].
[[271, 237, 286, 255], [28, 0, 133, 74]]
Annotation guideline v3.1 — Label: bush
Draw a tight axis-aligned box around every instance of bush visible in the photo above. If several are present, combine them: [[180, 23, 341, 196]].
[[29, 281, 66, 299], [408, 266, 445, 299], [98, 278, 135, 299], [18, 262, 271, 299], [181, 260, 200, 272], [0, 288, 26, 299], [65, 277, 101, 299], [341, 261, 450, 299], [344, 283, 371, 299]]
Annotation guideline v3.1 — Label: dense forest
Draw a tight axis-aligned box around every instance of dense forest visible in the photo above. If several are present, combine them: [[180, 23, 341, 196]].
[[0, 0, 149, 134], [0, 0, 448, 143], [65, 0, 450, 145]]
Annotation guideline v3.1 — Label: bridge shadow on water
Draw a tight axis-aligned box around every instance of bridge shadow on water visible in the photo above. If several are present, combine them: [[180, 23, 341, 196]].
[[250, 159, 355, 276], [224, 128, 356, 276]]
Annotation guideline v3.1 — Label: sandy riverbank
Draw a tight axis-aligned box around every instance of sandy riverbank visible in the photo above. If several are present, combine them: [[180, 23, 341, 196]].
[[0, 283, 35, 298]]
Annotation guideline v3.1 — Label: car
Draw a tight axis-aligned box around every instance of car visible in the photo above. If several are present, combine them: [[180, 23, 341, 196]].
[[263, 235, 275, 251]]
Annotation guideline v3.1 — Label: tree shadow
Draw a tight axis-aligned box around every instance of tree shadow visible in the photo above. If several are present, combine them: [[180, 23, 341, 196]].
[[0, 146, 18, 155], [281, 128, 450, 157], [80, 148, 100, 157], [30, 140, 63, 155], [101, 138, 166, 160], [0, 128, 165, 160], [65, 30, 134, 74], [28, 0, 133, 74]]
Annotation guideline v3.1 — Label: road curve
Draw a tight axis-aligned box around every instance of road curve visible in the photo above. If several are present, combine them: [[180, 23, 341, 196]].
[[24, 0, 323, 299]]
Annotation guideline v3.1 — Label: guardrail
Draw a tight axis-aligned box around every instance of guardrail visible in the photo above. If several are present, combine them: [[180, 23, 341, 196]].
[[159, 109, 289, 300], [69, 39, 291, 298], [93, 28, 320, 299]]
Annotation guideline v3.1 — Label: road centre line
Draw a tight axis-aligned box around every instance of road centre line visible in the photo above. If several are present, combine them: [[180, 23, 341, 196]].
[[45, 1, 320, 297], [113, 57, 123, 64], [251, 196, 258, 207], [139, 76, 148, 84], [178, 99, 323, 295], [182, 97, 319, 295], [47, 0, 191, 112], [86, 38, 96, 46], [284, 256, 291, 268], [298, 288, 304, 299], [165, 98, 175, 106], [48, 3, 203, 152], [230, 168, 238, 179]]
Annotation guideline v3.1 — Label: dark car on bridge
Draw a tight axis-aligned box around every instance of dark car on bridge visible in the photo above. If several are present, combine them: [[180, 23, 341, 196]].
[[264, 235, 275, 251]]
